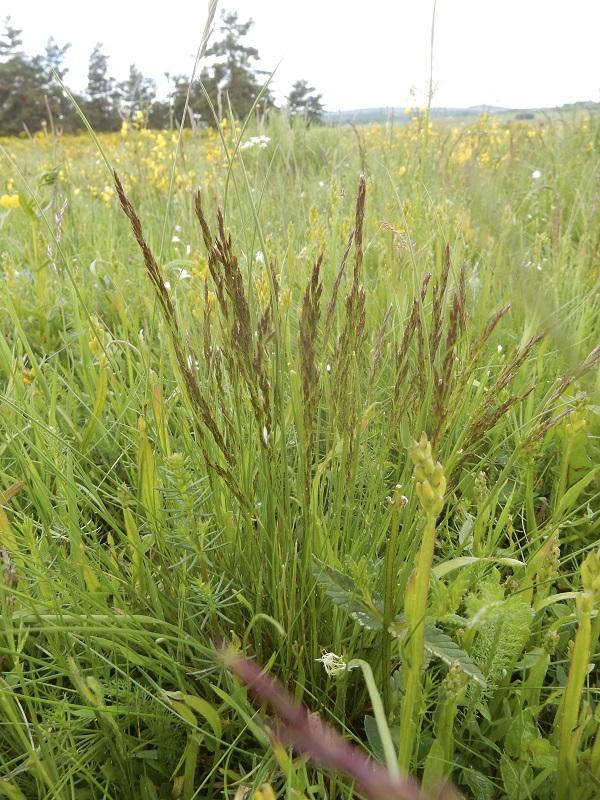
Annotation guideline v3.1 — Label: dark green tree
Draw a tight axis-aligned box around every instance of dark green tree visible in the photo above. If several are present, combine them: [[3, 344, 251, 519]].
[[85, 44, 120, 131], [41, 36, 70, 80], [181, 10, 272, 126], [0, 16, 22, 60], [0, 17, 47, 135], [119, 64, 157, 121], [0, 21, 81, 134], [287, 80, 324, 124], [39, 36, 80, 131], [148, 98, 170, 129]]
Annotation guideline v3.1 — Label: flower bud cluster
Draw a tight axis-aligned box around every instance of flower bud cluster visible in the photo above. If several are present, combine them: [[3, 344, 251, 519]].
[[410, 432, 446, 517], [581, 549, 600, 598]]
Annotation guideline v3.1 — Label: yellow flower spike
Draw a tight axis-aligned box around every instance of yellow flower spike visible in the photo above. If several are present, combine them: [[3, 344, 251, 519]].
[[417, 480, 435, 508], [399, 433, 446, 770], [410, 432, 446, 517], [581, 549, 600, 601], [410, 432, 431, 466]]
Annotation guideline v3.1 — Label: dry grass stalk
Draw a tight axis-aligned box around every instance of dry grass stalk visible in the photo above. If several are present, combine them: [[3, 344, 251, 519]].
[[394, 272, 431, 404], [434, 301, 511, 438], [194, 190, 273, 448], [493, 334, 545, 395], [524, 343, 600, 445], [429, 244, 452, 362], [202, 279, 213, 374], [331, 177, 368, 427], [299, 254, 324, 492], [432, 287, 463, 442], [369, 303, 393, 390], [323, 230, 355, 347], [114, 171, 230, 464], [463, 388, 534, 453], [300, 254, 324, 428]]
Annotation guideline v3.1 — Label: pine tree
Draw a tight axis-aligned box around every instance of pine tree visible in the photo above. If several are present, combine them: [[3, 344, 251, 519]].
[[119, 64, 157, 121], [182, 10, 273, 126], [287, 80, 324, 125], [0, 16, 22, 60], [41, 36, 70, 80], [39, 37, 80, 131], [85, 44, 119, 131], [0, 17, 47, 135]]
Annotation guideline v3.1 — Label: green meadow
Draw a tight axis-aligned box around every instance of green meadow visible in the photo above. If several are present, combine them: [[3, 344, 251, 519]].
[[0, 111, 599, 798]]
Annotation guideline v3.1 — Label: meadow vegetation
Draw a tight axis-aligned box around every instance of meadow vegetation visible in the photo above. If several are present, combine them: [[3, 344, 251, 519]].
[[0, 111, 599, 799]]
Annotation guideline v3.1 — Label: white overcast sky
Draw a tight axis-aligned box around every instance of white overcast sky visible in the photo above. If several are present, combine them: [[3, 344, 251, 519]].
[[3, 0, 600, 110]]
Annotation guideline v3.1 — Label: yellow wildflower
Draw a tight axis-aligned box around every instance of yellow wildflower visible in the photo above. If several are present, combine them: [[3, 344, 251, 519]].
[[21, 366, 36, 385], [0, 194, 20, 209]]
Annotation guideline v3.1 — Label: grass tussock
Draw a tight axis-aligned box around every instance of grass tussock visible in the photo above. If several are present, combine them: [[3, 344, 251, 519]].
[[0, 111, 599, 799]]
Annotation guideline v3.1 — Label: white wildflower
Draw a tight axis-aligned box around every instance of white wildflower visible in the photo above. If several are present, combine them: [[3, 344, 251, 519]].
[[531, 169, 541, 180], [316, 652, 347, 677], [177, 269, 192, 279], [240, 135, 270, 151]]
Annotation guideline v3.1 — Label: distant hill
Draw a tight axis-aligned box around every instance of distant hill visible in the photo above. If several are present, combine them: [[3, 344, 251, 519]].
[[323, 101, 600, 125]]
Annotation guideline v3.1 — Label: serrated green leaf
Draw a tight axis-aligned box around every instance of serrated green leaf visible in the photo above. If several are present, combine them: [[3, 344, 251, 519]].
[[388, 620, 486, 687], [313, 558, 383, 630], [501, 753, 527, 798], [528, 737, 557, 772], [313, 559, 485, 687], [423, 626, 487, 687], [461, 769, 496, 800]]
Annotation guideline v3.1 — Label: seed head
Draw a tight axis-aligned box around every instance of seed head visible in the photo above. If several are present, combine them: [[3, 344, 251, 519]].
[[581, 549, 600, 601], [410, 432, 446, 516]]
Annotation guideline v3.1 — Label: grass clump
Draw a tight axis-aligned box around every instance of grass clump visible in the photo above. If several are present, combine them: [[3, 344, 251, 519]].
[[0, 110, 599, 798]]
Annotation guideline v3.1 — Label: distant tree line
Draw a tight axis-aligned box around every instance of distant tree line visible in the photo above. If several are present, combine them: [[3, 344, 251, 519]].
[[0, 10, 324, 136]]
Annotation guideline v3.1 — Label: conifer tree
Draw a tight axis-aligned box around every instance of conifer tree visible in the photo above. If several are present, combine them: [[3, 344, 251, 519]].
[[178, 10, 273, 127], [287, 80, 324, 124], [85, 44, 120, 131]]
